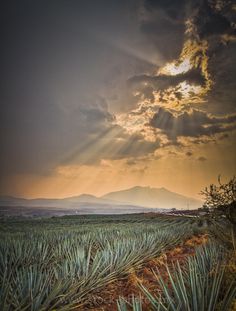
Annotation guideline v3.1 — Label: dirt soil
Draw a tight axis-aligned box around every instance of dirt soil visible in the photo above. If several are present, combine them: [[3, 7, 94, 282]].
[[77, 234, 208, 311]]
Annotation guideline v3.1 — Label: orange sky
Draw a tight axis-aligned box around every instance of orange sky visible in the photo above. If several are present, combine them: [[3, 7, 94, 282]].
[[1, 0, 236, 200], [1, 132, 235, 200]]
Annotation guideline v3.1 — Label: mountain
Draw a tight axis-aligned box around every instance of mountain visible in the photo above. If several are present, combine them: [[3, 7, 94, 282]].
[[0, 194, 120, 208], [65, 194, 119, 205], [0, 186, 202, 217], [102, 186, 202, 210]]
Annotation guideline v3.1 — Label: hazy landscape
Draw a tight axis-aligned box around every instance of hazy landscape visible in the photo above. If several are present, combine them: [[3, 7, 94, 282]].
[[1, 0, 236, 310], [1, 180, 236, 310], [0, 186, 202, 217]]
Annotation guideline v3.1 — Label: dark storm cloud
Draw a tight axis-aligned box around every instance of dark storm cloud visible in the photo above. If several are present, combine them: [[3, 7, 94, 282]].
[[127, 0, 236, 146], [139, 19, 185, 61], [191, 0, 236, 40], [150, 107, 236, 139], [121, 0, 236, 112], [146, 0, 236, 44], [139, 0, 192, 61], [144, 0, 195, 22], [129, 69, 205, 91], [206, 43, 236, 114], [143, 0, 236, 52]]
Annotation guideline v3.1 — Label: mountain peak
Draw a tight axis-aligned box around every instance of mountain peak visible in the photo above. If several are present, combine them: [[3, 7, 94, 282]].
[[128, 185, 150, 191], [78, 194, 97, 199], [102, 186, 202, 209]]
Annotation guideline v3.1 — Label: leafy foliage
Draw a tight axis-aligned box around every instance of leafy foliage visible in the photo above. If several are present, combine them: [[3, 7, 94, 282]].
[[201, 176, 236, 225]]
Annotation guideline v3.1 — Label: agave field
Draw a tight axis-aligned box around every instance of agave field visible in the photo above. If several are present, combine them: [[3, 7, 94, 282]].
[[0, 214, 235, 310]]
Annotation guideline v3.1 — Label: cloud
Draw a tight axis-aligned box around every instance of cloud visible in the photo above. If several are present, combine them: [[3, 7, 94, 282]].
[[128, 68, 206, 93], [186, 151, 193, 156], [138, 0, 190, 61], [139, 0, 236, 98], [168, 151, 177, 155], [130, 165, 148, 174], [198, 156, 207, 161], [144, 0, 188, 21], [190, 0, 236, 40], [126, 159, 137, 166], [149, 107, 236, 139], [206, 43, 236, 115], [0, 97, 115, 174], [1, 0, 236, 188], [115, 0, 236, 157]]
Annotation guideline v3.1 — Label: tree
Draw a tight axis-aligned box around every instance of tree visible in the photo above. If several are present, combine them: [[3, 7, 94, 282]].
[[200, 175, 236, 226]]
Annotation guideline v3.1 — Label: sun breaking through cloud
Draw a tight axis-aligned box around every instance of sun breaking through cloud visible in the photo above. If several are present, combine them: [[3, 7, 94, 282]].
[[0, 0, 235, 199]]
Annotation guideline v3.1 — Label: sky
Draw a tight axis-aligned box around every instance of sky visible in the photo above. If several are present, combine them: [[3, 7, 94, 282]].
[[0, 0, 236, 199]]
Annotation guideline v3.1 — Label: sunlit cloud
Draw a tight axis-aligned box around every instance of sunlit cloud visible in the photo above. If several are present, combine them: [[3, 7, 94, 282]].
[[158, 58, 192, 76], [1, 0, 235, 199], [115, 16, 221, 146]]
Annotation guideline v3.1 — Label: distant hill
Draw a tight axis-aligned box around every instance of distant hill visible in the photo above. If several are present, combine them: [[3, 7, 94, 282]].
[[0, 194, 121, 208], [0, 186, 202, 216], [102, 186, 202, 210], [64, 194, 119, 205]]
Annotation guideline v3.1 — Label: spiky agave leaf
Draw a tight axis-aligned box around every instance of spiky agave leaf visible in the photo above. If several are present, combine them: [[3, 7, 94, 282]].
[[0, 215, 201, 310], [136, 243, 236, 311]]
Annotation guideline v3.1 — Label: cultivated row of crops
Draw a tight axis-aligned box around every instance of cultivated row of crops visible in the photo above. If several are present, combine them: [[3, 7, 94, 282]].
[[0, 215, 200, 310], [117, 228, 236, 311]]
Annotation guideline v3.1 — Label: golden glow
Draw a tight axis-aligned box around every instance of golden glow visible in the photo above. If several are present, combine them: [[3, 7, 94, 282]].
[[176, 81, 203, 100], [2, 133, 235, 200], [158, 58, 192, 76], [159, 39, 212, 92], [116, 37, 213, 140], [116, 103, 158, 142]]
